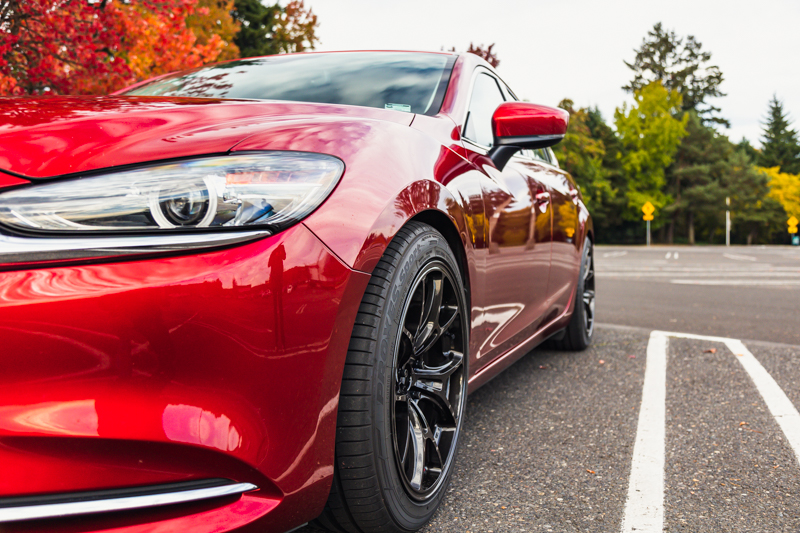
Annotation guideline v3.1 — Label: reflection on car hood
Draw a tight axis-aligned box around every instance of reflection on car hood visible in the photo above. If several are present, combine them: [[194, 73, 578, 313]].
[[0, 96, 413, 179]]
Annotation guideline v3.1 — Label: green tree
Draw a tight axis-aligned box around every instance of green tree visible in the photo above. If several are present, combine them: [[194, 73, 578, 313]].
[[667, 112, 731, 243], [232, 0, 318, 58], [614, 82, 688, 226], [624, 22, 727, 127], [759, 95, 800, 174], [555, 99, 613, 217], [737, 137, 760, 163], [725, 151, 786, 244]]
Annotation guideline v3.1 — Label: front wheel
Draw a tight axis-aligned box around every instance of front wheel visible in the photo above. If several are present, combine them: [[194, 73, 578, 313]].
[[550, 238, 595, 351], [314, 222, 469, 533]]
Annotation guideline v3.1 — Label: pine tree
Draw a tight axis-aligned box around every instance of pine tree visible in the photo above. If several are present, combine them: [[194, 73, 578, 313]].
[[624, 23, 728, 127], [668, 112, 730, 243], [232, 0, 318, 59], [759, 95, 800, 174]]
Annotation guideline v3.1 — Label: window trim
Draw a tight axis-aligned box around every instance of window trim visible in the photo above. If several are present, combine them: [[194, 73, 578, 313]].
[[460, 67, 508, 152]]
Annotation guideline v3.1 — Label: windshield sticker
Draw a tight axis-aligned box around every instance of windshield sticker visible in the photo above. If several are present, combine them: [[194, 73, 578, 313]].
[[385, 103, 412, 113]]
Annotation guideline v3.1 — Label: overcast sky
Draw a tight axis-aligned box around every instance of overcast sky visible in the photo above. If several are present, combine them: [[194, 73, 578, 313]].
[[308, 0, 800, 147]]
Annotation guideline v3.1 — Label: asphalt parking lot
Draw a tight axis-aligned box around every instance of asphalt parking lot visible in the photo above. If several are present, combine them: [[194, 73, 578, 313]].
[[301, 246, 800, 533]]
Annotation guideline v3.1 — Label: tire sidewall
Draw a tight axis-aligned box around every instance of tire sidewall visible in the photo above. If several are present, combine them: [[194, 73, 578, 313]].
[[574, 239, 593, 346], [371, 228, 468, 530]]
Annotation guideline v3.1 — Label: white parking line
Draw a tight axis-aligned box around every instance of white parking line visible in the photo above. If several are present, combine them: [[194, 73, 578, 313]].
[[621, 330, 800, 532], [722, 339, 800, 463], [621, 331, 667, 533]]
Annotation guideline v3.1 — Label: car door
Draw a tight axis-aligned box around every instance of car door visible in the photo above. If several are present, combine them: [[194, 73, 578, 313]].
[[461, 72, 552, 368], [540, 151, 581, 315]]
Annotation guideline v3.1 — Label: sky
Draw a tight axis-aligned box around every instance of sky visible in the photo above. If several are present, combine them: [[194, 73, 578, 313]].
[[307, 0, 800, 147]]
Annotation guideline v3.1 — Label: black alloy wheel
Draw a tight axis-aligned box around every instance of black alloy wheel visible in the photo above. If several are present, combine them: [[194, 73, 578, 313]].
[[549, 238, 595, 351], [392, 261, 466, 500], [314, 222, 468, 533], [582, 243, 596, 338]]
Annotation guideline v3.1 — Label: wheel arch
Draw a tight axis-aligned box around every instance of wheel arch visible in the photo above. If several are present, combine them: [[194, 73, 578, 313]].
[[408, 209, 472, 315]]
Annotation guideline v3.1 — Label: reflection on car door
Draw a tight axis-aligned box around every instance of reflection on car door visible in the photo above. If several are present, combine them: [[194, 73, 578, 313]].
[[460, 72, 552, 369], [542, 163, 581, 314]]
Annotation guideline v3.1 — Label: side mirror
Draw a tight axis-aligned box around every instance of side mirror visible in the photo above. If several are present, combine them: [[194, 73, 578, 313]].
[[489, 102, 569, 170]]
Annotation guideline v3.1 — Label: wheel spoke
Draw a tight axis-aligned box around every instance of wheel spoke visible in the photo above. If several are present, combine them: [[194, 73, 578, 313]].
[[413, 273, 444, 353], [582, 289, 595, 306], [400, 417, 412, 467], [407, 401, 428, 491]]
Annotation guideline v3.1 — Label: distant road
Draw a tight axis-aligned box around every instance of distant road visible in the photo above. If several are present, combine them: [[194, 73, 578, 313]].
[[596, 245, 800, 345]]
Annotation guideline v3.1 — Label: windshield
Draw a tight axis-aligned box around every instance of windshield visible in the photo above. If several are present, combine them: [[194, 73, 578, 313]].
[[124, 52, 455, 116]]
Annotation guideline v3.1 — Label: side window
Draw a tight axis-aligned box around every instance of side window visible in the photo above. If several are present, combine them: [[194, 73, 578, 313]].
[[463, 73, 506, 148], [533, 149, 550, 163], [522, 148, 551, 163], [547, 147, 559, 168]]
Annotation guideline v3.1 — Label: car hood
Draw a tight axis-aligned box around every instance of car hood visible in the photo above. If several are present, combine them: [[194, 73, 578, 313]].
[[0, 96, 414, 179]]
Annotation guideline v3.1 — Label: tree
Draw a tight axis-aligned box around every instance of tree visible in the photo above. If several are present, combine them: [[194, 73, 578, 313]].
[[555, 99, 614, 227], [466, 43, 500, 68], [0, 0, 131, 95], [232, 0, 318, 58], [725, 151, 786, 244], [614, 82, 688, 225], [761, 166, 800, 220], [667, 112, 731, 243], [186, 0, 241, 61], [759, 95, 800, 174], [0, 0, 234, 96], [737, 137, 760, 163], [624, 23, 727, 127], [113, 1, 227, 92]]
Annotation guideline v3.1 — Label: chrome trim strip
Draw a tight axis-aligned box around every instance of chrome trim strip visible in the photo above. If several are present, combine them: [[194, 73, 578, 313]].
[[0, 230, 271, 264], [0, 482, 257, 523]]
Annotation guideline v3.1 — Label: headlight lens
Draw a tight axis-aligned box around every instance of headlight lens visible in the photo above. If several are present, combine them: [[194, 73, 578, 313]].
[[0, 152, 344, 234]]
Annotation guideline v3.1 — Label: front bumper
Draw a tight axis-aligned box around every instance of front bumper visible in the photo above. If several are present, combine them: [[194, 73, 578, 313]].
[[0, 223, 370, 532]]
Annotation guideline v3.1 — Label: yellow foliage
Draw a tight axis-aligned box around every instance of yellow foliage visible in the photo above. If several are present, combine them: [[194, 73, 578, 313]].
[[186, 0, 241, 61], [760, 166, 800, 219]]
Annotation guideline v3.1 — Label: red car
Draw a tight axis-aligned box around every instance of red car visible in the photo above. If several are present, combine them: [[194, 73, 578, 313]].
[[0, 51, 593, 533]]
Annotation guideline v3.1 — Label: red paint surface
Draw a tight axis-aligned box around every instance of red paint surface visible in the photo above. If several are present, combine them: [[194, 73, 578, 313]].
[[492, 102, 570, 139], [0, 172, 28, 188], [0, 51, 590, 532]]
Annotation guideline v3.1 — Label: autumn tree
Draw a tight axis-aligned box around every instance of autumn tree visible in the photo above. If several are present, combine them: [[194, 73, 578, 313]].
[[232, 0, 319, 58], [761, 166, 800, 221], [0, 0, 236, 95], [759, 95, 800, 174], [0, 0, 131, 95], [467, 43, 500, 68], [186, 0, 242, 61], [614, 82, 688, 225], [624, 22, 727, 127]]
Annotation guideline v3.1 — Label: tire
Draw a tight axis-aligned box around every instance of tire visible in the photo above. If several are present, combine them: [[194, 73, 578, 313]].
[[313, 222, 469, 533], [549, 238, 595, 351]]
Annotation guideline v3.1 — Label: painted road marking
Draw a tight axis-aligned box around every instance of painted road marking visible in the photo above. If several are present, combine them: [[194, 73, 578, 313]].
[[621, 331, 667, 533], [603, 251, 628, 258], [621, 330, 800, 532], [665, 252, 671, 259], [724, 252, 757, 261], [670, 279, 800, 287], [724, 339, 800, 464]]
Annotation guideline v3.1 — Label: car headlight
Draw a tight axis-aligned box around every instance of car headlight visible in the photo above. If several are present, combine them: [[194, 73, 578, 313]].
[[0, 152, 344, 235]]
